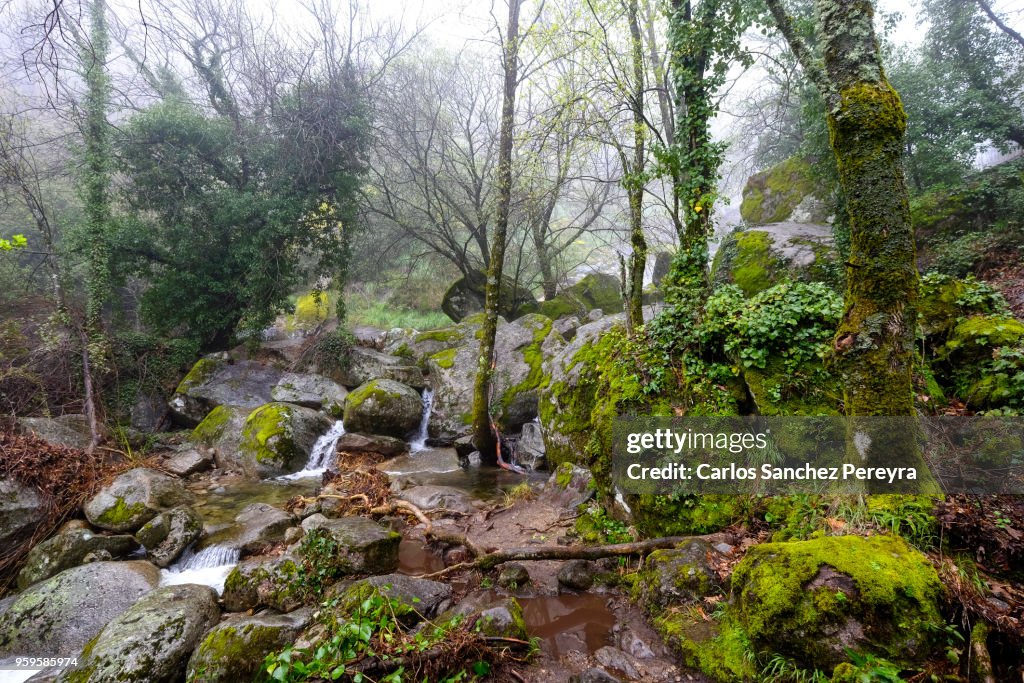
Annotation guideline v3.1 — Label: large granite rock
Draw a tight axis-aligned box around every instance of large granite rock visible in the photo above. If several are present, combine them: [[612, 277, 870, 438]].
[[58, 584, 219, 683], [332, 347, 426, 389], [222, 555, 297, 613], [343, 379, 422, 439], [0, 561, 160, 658], [271, 372, 348, 416], [199, 502, 295, 554], [17, 528, 140, 589], [186, 609, 313, 682], [331, 574, 453, 623], [0, 479, 44, 550], [441, 270, 538, 322], [739, 156, 829, 225], [426, 313, 563, 441], [398, 485, 476, 515], [299, 514, 401, 575], [168, 356, 282, 426], [197, 402, 331, 479], [710, 223, 838, 297], [83, 468, 191, 533], [336, 432, 408, 459], [17, 415, 93, 450]]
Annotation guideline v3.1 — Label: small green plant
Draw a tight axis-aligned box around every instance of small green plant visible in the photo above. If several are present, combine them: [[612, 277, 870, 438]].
[[758, 653, 829, 683], [575, 503, 633, 544]]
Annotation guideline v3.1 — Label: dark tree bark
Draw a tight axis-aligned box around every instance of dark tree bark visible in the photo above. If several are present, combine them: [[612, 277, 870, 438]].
[[472, 0, 523, 463]]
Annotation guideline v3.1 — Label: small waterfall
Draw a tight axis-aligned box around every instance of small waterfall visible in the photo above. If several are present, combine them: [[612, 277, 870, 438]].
[[277, 419, 345, 481], [409, 388, 434, 453], [160, 544, 241, 594]]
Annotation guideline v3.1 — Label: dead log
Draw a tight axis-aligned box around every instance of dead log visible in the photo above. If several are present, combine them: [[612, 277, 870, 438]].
[[418, 536, 693, 578]]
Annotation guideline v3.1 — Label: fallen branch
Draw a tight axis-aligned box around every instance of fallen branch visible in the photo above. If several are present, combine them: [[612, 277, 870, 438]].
[[417, 536, 693, 578]]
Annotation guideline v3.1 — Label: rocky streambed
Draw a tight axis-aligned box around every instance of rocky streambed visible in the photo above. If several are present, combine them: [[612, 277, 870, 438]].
[[2, 285, 993, 682]]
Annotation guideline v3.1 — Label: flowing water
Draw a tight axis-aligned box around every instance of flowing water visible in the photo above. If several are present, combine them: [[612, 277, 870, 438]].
[[409, 388, 434, 453], [159, 544, 241, 594], [277, 419, 346, 481]]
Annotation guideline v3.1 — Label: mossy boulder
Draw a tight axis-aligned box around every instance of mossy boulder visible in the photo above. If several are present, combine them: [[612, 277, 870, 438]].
[[136, 505, 204, 568], [941, 315, 1024, 364], [382, 325, 469, 365], [299, 514, 401, 575], [330, 347, 426, 389], [186, 609, 313, 683], [441, 270, 538, 322], [539, 272, 624, 319], [221, 402, 332, 479], [427, 313, 562, 441], [168, 357, 282, 426], [330, 574, 453, 624], [222, 555, 303, 613], [84, 468, 192, 533], [0, 561, 159, 659], [271, 371, 348, 416], [343, 379, 422, 439], [58, 584, 219, 683], [17, 528, 140, 590], [189, 404, 249, 466], [633, 539, 725, 610], [731, 534, 942, 671], [740, 157, 827, 225], [710, 223, 839, 297]]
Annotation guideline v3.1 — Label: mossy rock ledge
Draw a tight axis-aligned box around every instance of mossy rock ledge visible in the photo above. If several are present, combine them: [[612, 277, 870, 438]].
[[710, 223, 838, 297], [168, 356, 282, 426], [539, 272, 624, 319], [739, 156, 828, 225], [441, 269, 538, 322]]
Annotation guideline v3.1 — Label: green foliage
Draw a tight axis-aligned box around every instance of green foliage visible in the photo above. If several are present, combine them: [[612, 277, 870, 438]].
[[115, 69, 366, 349], [0, 234, 27, 251], [308, 330, 357, 378], [106, 331, 200, 425], [575, 502, 633, 544], [263, 588, 489, 683], [703, 282, 842, 369]]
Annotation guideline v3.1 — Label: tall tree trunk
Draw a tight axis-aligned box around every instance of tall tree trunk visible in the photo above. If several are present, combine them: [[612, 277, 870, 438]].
[[472, 0, 522, 464], [766, 0, 933, 489], [625, 0, 648, 332], [665, 0, 725, 307], [80, 0, 112, 452]]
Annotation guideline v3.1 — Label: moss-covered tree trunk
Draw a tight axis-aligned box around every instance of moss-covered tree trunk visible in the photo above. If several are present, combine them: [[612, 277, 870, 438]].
[[767, 0, 935, 490], [472, 0, 522, 464]]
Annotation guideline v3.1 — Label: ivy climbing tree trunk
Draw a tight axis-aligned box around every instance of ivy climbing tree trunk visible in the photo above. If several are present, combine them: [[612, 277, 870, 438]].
[[662, 0, 747, 312], [472, 0, 523, 464], [766, 0, 936, 490], [79, 0, 113, 451]]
